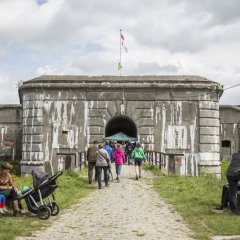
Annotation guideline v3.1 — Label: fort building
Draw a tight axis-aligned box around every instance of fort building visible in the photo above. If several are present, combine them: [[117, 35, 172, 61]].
[[0, 75, 239, 177]]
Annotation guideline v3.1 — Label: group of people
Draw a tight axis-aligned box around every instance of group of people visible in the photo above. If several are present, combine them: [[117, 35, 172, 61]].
[[86, 140, 146, 189], [0, 162, 21, 216], [88, 140, 240, 214]]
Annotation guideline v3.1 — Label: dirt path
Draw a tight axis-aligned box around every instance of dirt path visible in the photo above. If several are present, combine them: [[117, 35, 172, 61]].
[[17, 165, 194, 240]]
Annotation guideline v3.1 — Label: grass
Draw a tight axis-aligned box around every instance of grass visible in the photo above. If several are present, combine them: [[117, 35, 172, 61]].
[[0, 168, 94, 240], [144, 161, 240, 240]]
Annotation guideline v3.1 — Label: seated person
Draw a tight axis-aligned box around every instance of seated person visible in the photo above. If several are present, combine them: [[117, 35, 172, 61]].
[[215, 182, 240, 210], [0, 162, 21, 216], [0, 194, 6, 214]]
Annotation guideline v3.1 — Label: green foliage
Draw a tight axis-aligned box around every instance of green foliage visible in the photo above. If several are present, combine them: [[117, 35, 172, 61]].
[[147, 163, 240, 240], [0, 168, 94, 240], [143, 163, 165, 176], [221, 160, 230, 180], [64, 169, 80, 177]]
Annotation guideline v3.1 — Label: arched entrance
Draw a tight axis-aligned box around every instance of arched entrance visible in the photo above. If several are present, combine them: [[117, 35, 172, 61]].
[[105, 115, 137, 138]]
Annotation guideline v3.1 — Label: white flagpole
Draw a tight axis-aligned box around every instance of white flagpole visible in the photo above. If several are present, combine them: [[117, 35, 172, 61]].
[[119, 29, 122, 75]]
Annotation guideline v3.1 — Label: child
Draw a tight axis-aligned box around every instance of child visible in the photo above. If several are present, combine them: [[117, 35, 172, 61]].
[[114, 144, 125, 182], [0, 194, 6, 214]]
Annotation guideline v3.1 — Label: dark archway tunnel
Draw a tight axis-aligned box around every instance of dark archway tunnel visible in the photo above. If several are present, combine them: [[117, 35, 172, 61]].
[[105, 115, 137, 138]]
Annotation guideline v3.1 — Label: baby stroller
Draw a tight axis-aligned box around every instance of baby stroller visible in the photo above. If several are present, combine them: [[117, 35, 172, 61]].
[[18, 170, 62, 220]]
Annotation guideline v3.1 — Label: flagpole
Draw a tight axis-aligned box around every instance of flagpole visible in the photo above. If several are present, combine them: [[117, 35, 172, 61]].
[[120, 29, 123, 75]]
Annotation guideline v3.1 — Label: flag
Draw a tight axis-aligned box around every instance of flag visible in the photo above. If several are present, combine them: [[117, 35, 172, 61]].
[[118, 62, 122, 71], [120, 33, 125, 41], [122, 42, 128, 52]]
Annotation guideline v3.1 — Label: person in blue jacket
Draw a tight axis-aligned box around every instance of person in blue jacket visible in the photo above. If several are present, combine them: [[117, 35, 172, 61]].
[[103, 141, 114, 163]]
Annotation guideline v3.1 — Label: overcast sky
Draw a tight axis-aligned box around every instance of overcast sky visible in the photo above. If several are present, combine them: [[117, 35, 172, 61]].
[[0, 0, 240, 104]]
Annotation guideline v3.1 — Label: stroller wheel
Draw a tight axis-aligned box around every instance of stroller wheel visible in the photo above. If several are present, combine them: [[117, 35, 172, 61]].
[[49, 202, 60, 216], [37, 206, 51, 220]]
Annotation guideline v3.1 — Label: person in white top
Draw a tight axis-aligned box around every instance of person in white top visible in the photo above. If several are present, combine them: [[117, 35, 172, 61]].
[[95, 144, 110, 189]]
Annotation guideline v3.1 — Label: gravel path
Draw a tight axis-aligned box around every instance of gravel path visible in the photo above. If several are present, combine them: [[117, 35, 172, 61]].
[[17, 165, 194, 240]]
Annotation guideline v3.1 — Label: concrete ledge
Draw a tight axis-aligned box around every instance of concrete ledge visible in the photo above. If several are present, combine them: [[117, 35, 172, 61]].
[[199, 152, 220, 162], [200, 135, 219, 144], [200, 127, 219, 135], [200, 118, 219, 127], [199, 109, 219, 118], [199, 102, 219, 110], [200, 144, 220, 152], [22, 143, 42, 152], [22, 152, 44, 161], [23, 108, 43, 118], [22, 126, 43, 135]]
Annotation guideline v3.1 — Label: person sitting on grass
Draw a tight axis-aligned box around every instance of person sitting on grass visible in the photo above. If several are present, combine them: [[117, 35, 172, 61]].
[[225, 149, 240, 215], [0, 194, 7, 214], [0, 162, 21, 216], [215, 181, 240, 211]]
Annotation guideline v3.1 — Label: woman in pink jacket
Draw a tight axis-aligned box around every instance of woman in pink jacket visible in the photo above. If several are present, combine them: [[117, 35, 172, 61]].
[[114, 144, 125, 182]]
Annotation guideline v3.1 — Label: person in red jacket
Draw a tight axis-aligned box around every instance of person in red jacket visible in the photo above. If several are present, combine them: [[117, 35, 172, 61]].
[[114, 144, 125, 182]]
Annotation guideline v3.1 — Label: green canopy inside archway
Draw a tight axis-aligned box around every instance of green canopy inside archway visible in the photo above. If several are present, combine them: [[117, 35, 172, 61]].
[[104, 132, 137, 142]]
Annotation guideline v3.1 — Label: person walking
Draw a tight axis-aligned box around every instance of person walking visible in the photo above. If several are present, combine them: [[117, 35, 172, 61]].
[[131, 142, 146, 180], [96, 144, 110, 189], [86, 140, 99, 184], [114, 144, 125, 182], [125, 141, 134, 165], [103, 141, 114, 163], [226, 149, 240, 214]]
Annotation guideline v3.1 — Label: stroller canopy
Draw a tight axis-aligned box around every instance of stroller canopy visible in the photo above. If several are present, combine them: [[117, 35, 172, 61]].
[[32, 170, 49, 189]]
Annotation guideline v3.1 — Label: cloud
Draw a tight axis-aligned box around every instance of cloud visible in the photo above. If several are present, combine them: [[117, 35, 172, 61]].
[[135, 62, 179, 75], [36, 0, 48, 6], [0, 71, 19, 103], [0, 0, 239, 104], [181, 0, 240, 26], [220, 87, 240, 105]]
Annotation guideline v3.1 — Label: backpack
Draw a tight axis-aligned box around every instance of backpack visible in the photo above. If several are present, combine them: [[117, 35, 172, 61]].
[[87, 145, 98, 162], [126, 144, 133, 152]]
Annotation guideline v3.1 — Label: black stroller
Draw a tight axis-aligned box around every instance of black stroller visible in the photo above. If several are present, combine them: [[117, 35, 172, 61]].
[[18, 170, 62, 220]]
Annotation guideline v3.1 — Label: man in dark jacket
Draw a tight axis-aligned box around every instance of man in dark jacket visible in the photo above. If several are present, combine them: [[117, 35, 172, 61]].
[[86, 140, 98, 184], [226, 149, 240, 214], [125, 141, 134, 165]]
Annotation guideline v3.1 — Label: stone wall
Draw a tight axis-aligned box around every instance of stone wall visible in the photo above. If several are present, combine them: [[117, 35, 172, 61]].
[[18, 75, 223, 176], [0, 104, 22, 160], [220, 105, 240, 161]]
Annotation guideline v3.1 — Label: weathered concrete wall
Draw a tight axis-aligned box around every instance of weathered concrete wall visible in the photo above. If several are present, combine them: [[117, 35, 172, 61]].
[[19, 75, 223, 176], [220, 105, 240, 161], [0, 105, 22, 160]]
